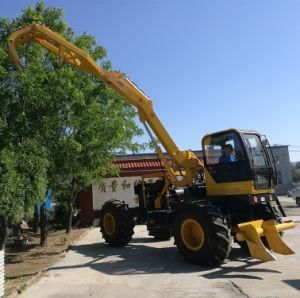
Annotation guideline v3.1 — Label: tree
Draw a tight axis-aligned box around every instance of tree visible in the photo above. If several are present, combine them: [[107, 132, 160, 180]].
[[291, 161, 300, 183], [0, 2, 143, 234], [0, 142, 48, 224], [292, 168, 300, 183], [0, 214, 6, 251]]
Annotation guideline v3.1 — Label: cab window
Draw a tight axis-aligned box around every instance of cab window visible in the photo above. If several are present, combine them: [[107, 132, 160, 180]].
[[204, 132, 245, 165], [244, 134, 267, 167]]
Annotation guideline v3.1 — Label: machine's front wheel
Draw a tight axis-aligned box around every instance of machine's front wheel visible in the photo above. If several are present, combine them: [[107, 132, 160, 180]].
[[174, 202, 231, 266], [100, 200, 135, 246]]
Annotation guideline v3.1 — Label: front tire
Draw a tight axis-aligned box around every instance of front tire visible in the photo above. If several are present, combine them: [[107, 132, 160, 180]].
[[100, 200, 135, 246], [173, 202, 231, 267]]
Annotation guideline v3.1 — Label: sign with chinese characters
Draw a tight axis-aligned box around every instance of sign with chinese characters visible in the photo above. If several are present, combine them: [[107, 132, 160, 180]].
[[92, 177, 141, 210]]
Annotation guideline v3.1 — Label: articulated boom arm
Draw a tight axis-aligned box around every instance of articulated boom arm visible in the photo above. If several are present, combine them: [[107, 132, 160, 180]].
[[8, 23, 203, 187]]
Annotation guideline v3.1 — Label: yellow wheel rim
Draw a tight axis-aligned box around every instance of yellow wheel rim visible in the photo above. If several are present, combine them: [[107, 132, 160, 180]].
[[103, 212, 115, 235], [180, 218, 205, 251]]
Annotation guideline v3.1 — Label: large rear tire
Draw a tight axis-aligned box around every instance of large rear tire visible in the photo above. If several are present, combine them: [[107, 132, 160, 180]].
[[174, 202, 231, 267], [100, 200, 135, 246]]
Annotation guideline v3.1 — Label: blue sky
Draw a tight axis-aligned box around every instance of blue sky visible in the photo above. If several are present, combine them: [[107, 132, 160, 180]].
[[1, 1, 300, 161]]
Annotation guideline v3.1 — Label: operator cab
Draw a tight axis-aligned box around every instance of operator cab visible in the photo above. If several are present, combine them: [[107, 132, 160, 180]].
[[202, 129, 277, 194]]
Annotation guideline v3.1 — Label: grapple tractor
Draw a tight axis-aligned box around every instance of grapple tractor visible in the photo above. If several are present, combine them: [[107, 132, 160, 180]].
[[9, 23, 296, 266]]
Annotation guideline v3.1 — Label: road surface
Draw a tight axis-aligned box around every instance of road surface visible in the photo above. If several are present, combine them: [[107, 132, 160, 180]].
[[20, 216, 300, 297]]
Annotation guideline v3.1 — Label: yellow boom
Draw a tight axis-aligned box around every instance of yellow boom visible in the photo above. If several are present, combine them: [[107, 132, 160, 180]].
[[8, 23, 202, 187]]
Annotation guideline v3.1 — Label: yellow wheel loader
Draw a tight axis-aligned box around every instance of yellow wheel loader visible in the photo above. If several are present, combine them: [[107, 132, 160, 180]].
[[8, 23, 296, 266]]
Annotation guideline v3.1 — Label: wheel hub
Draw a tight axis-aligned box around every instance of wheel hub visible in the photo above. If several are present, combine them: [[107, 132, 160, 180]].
[[103, 212, 115, 235], [180, 218, 205, 251]]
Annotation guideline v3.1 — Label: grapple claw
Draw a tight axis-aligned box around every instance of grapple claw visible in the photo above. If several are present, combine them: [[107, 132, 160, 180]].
[[236, 219, 296, 262], [262, 220, 295, 255]]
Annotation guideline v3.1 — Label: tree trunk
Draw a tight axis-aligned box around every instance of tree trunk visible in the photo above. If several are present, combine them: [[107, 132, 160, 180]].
[[0, 215, 6, 250], [66, 196, 73, 234], [40, 203, 48, 247], [33, 204, 40, 234]]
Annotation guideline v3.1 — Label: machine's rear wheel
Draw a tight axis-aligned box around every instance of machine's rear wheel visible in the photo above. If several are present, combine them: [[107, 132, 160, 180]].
[[296, 198, 300, 207], [174, 202, 231, 267], [100, 200, 135, 246]]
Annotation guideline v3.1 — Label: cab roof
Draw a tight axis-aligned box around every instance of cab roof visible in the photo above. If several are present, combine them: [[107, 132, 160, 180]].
[[202, 128, 261, 139]]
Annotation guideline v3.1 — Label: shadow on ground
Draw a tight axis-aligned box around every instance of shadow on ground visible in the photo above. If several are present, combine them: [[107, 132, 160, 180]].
[[48, 238, 281, 280], [283, 279, 300, 291]]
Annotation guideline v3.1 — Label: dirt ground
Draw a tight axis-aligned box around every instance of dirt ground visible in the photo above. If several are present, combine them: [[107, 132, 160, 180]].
[[5, 227, 89, 296]]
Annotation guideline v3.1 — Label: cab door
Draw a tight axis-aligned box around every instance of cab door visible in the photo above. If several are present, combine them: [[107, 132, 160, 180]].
[[202, 130, 252, 185]]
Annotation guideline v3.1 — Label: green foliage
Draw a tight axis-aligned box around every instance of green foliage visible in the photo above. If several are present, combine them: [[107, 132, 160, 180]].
[[0, 2, 143, 224], [0, 143, 49, 222], [0, 47, 7, 75], [291, 161, 300, 183], [0, 149, 24, 222], [292, 168, 300, 183]]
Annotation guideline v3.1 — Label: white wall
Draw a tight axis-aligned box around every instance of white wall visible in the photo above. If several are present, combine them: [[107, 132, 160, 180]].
[[92, 176, 141, 210]]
